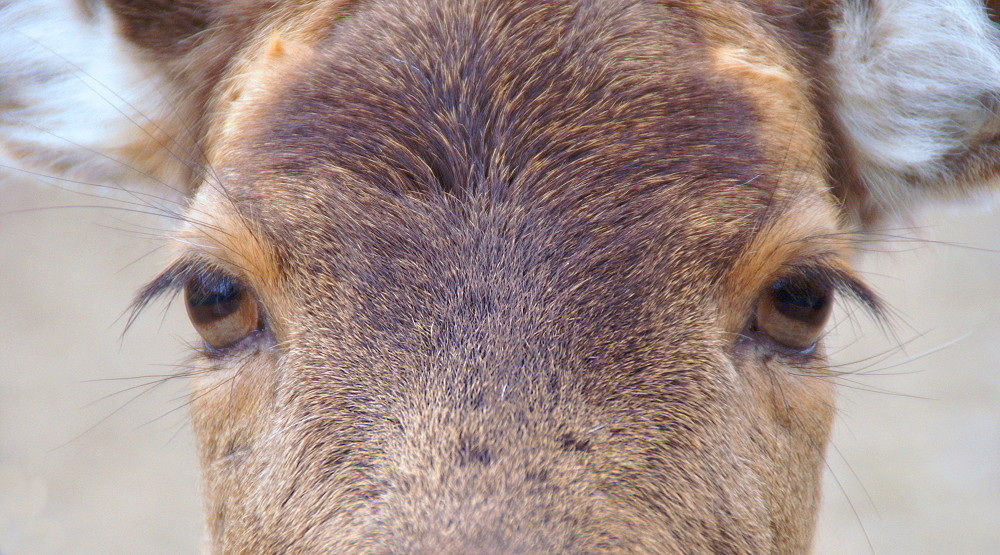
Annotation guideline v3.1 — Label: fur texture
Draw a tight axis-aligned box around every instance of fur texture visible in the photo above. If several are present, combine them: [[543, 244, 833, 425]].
[[3, 0, 999, 553], [0, 0, 173, 187], [831, 0, 1000, 223]]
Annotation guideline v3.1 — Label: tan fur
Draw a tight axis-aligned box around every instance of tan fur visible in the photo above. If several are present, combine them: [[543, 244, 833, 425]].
[[5, 0, 1000, 552], [719, 192, 849, 335]]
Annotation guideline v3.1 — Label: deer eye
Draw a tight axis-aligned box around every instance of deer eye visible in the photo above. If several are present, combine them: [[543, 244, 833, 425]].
[[754, 279, 833, 353], [185, 272, 260, 350]]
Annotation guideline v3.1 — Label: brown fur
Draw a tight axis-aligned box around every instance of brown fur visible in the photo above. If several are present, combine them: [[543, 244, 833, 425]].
[[35, 0, 999, 552]]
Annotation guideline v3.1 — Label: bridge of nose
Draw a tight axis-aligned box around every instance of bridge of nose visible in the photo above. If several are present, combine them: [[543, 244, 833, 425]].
[[372, 402, 602, 545], [286, 255, 663, 547], [292, 277, 743, 548]]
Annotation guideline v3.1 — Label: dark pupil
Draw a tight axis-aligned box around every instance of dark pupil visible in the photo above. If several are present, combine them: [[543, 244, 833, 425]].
[[772, 281, 827, 322], [189, 288, 239, 307], [186, 275, 242, 323]]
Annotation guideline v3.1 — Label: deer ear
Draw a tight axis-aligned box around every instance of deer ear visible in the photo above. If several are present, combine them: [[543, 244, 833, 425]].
[[829, 0, 1000, 227], [0, 1, 164, 192], [0, 0, 239, 199]]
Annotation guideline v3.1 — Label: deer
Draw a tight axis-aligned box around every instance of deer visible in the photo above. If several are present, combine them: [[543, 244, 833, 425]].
[[2, 0, 999, 552]]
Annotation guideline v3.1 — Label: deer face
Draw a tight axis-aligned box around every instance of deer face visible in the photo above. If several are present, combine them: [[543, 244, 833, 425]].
[[6, 0, 1000, 552]]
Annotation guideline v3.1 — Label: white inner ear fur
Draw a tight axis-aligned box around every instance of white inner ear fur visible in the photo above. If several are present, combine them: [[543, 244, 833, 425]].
[[0, 0, 167, 190], [831, 0, 1000, 217]]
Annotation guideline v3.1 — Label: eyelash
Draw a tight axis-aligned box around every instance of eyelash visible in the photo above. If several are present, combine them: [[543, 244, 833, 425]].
[[131, 259, 233, 322], [776, 266, 879, 311]]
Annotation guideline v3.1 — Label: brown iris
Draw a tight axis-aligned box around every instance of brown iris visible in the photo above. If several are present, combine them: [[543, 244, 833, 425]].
[[185, 272, 260, 350], [754, 279, 833, 352]]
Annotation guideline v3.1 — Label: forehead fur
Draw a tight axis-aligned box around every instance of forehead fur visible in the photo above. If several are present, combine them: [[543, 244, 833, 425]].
[[218, 0, 821, 232], [195, 0, 835, 360]]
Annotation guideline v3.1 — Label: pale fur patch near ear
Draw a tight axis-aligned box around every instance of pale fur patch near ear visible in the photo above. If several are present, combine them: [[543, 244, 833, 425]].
[[830, 0, 1000, 222], [0, 0, 171, 195]]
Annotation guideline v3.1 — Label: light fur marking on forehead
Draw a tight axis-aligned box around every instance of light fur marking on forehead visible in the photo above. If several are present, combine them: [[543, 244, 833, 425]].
[[212, 33, 316, 165], [708, 20, 825, 189]]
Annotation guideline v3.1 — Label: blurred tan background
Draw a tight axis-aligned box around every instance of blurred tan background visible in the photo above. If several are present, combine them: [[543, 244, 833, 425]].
[[1, 177, 999, 554]]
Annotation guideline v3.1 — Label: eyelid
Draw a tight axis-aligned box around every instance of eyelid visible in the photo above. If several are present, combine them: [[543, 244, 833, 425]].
[[774, 262, 883, 322], [129, 256, 234, 321]]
